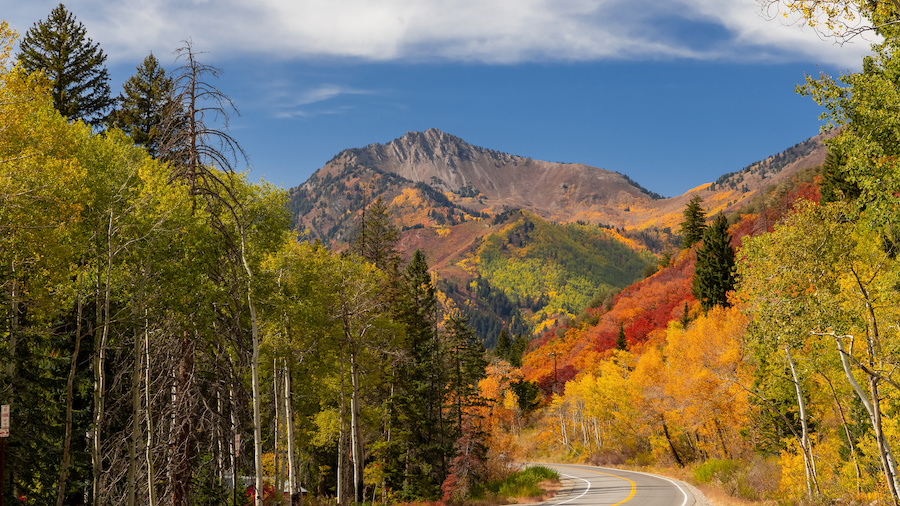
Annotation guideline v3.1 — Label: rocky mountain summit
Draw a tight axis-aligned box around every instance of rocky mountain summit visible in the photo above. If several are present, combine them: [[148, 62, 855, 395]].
[[289, 128, 828, 244]]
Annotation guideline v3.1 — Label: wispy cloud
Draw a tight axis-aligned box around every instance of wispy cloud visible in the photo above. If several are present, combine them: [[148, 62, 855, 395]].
[[267, 83, 377, 119], [7, 0, 874, 67]]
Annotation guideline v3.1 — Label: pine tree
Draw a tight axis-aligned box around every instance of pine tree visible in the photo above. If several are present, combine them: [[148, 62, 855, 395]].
[[679, 195, 707, 249], [616, 322, 628, 350], [819, 148, 861, 204], [494, 329, 511, 361], [109, 53, 174, 158], [692, 213, 736, 310], [353, 197, 401, 274], [445, 316, 487, 437], [18, 3, 114, 126], [509, 334, 529, 368], [393, 249, 446, 498]]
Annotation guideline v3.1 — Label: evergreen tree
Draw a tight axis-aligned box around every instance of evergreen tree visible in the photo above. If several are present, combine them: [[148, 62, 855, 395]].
[[354, 197, 401, 274], [18, 3, 114, 126], [109, 53, 174, 158], [692, 213, 736, 310], [819, 148, 861, 204], [445, 316, 487, 437], [393, 249, 446, 498], [679, 195, 707, 249], [616, 322, 628, 350], [509, 333, 529, 368], [493, 329, 511, 361]]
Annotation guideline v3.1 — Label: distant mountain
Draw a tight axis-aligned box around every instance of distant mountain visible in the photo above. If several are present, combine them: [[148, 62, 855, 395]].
[[290, 128, 828, 241], [287, 128, 829, 344], [289, 128, 661, 244]]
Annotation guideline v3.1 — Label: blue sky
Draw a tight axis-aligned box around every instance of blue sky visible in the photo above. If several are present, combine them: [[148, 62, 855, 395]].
[[6, 1, 876, 197]]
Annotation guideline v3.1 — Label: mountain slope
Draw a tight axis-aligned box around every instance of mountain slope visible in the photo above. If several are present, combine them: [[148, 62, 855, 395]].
[[289, 128, 662, 244], [290, 128, 829, 242], [287, 128, 829, 343]]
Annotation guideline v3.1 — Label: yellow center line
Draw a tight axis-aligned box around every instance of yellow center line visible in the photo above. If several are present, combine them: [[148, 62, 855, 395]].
[[554, 464, 637, 505]]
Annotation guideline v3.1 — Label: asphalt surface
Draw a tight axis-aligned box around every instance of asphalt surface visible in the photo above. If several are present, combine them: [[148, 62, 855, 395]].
[[537, 464, 696, 506]]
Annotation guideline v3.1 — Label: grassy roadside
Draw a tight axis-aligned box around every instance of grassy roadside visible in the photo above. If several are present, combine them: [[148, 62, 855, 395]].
[[459, 466, 562, 506]]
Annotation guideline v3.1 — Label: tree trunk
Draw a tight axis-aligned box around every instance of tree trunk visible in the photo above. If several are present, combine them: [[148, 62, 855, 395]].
[[337, 344, 347, 505], [350, 341, 363, 503], [172, 333, 194, 506], [144, 315, 157, 506], [56, 270, 85, 506], [284, 361, 297, 503], [93, 210, 115, 506], [786, 346, 819, 499]]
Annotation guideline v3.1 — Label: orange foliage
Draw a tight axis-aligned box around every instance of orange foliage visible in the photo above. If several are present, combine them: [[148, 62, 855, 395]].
[[659, 305, 751, 457], [521, 249, 698, 390]]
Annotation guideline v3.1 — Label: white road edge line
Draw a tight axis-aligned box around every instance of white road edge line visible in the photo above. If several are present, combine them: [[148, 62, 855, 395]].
[[548, 473, 591, 506]]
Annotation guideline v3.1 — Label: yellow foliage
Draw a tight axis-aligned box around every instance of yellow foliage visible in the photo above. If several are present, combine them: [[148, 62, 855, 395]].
[[778, 438, 808, 502]]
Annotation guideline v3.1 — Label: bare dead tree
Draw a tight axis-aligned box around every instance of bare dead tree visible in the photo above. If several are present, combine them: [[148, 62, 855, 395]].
[[157, 40, 269, 506]]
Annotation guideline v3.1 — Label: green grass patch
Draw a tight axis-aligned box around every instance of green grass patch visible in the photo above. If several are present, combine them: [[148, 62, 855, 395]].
[[487, 466, 560, 499]]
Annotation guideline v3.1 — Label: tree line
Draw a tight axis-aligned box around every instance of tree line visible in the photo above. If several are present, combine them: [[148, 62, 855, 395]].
[[0, 6, 511, 506]]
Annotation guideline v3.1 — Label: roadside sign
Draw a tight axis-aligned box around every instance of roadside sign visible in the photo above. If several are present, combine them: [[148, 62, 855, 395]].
[[1, 405, 9, 429], [0, 429, 9, 438]]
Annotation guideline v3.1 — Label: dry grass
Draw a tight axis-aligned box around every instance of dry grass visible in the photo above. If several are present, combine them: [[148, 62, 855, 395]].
[[697, 484, 777, 506]]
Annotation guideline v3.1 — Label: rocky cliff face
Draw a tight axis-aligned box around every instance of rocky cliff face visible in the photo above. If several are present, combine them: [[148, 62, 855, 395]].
[[289, 128, 828, 244]]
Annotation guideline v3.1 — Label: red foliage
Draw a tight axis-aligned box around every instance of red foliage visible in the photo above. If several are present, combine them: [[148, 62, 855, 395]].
[[536, 364, 578, 397], [523, 175, 823, 390]]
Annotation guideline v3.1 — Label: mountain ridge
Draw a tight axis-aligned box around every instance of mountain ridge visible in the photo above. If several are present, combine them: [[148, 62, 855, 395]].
[[287, 128, 828, 342], [290, 127, 829, 242]]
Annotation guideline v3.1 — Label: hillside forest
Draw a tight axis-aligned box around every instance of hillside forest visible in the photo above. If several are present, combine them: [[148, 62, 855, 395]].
[[6, 2, 900, 506]]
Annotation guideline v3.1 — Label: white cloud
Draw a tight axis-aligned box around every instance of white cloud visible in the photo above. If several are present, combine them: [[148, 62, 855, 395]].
[[266, 83, 376, 119], [5, 0, 875, 66]]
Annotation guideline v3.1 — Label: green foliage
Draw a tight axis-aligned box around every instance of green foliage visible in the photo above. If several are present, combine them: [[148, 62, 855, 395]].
[[679, 195, 707, 249], [442, 276, 529, 347], [692, 213, 735, 310], [109, 53, 174, 157], [18, 3, 114, 125], [487, 466, 559, 498], [477, 212, 654, 325], [694, 458, 739, 484], [616, 322, 628, 350], [819, 148, 860, 204], [352, 196, 401, 273], [799, 38, 900, 230]]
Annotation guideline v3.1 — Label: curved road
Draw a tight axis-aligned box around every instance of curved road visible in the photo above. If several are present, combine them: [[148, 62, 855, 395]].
[[538, 463, 696, 506]]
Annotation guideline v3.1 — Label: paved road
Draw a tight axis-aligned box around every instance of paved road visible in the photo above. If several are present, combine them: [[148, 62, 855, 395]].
[[538, 463, 696, 506]]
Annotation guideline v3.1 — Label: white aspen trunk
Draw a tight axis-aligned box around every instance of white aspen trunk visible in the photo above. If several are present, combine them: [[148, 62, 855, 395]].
[[240, 235, 265, 506], [274, 359, 283, 505], [284, 361, 297, 502], [786, 346, 819, 498], [93, 210, 115, 506], [144, 315, 157, 506], [337, 345, 347, 505], [230, 386, 238, 506], [7, 260, 18, 378], [835, 336, 900, 501], [579, 403, 588, 451], [835, 336, 900, 504], [128, 316, 141, 506], [350, 342, 363, 503]]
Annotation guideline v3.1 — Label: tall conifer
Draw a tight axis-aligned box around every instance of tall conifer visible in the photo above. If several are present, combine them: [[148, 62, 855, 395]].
[[394, 249, 447, 498], [679, 195, 707, 249], [110, 53, 174, 158], [18, 3, 114, 126], [692, 213, 736, 310]]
